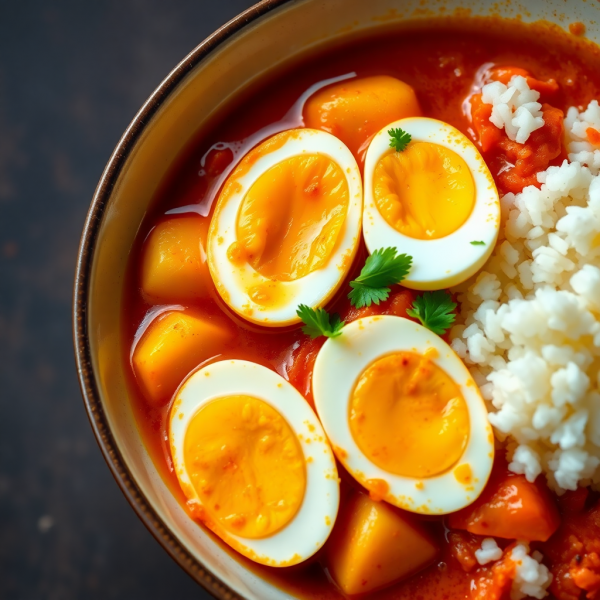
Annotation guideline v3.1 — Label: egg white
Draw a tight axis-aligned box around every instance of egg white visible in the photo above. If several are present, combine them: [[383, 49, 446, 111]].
[[169, 359, 339, 566], [363, 117, 500, 290], [312, 315, 494, 515], [208, 129, 362, 326]]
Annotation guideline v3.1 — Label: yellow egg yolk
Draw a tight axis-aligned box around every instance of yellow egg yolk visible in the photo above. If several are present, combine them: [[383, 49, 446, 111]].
[[373, 142, 475, 240], [349, 352, 470, 478], [183, 395, 306, 539], [229, 154, 349, 281]]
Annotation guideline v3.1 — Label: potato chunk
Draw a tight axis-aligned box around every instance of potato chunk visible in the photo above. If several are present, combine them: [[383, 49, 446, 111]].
[[132, 311, 232, 406], [304, 75, 421, 164], [327, 492, 438, 595], [141, 216, 209, 303]]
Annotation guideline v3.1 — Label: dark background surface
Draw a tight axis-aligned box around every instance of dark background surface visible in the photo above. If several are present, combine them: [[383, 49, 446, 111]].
[[0, 2, 257, 598]]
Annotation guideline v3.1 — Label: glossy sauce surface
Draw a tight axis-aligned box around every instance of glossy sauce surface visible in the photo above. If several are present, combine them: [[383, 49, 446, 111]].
[[123, 18, 600, 600]]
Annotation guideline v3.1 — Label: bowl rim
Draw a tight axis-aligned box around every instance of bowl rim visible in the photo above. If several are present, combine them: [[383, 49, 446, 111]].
[[72, 1, 296, 598]]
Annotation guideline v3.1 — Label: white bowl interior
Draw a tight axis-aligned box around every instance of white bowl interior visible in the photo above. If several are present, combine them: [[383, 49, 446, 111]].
[[87, 0, 600, 598]]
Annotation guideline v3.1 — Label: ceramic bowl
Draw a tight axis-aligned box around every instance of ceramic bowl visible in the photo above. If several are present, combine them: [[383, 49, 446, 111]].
[[74, 1, 600, 598]]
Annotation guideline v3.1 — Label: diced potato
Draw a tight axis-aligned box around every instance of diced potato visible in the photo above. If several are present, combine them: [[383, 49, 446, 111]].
[[448, 466, 560, 542], [304, 75, 421, 163], [141, 216, 210, 303], [132, 311, 232, 406], [327, 492, 439, 595]]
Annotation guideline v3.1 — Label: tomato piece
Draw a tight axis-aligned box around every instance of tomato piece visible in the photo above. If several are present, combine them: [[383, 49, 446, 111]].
[[496, 103, 564, 193], [471, 94, 564, 194], [448, 463, 561, 542], [543, 499, 600, 600], [571, 552, 600, 599], [469, 66, 565, 194], [338, 285, 418, 324], [386, 287, 418, 318], [471, 94, 503, 153], [287, 336, 325, 409], [470, 544, 517, 600], [489, 66, 559, 99], [448, 531, 481, 573]]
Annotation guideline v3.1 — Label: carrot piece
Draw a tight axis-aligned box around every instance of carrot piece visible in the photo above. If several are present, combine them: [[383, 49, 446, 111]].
[[448, 464, 561, 542], [587, 127, 600, 145]]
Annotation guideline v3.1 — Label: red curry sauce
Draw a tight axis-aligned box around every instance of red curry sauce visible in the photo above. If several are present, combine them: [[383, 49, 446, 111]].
[[123, 18, 600, 600]]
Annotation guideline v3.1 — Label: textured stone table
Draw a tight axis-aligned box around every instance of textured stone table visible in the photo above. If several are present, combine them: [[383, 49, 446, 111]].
[[0, 2, 256, 598]]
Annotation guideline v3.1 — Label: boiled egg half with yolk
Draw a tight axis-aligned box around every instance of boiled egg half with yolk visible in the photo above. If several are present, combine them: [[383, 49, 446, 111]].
[[313, 316, 494, 514], [169, 360, 339, 566], [208, 129, 362, 326], [363, 117, 500, 290]]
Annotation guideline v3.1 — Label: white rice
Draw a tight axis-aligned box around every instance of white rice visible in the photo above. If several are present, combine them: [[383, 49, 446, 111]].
[[565, 100, 600, 172], [481, 75, 545, 143], [451, 101, 600, 491], [475, 538, 503, 565], [509, 543, 552, 600]]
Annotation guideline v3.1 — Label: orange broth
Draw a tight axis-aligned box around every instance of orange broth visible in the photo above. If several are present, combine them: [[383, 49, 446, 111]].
[[123, 17, 600, 600]]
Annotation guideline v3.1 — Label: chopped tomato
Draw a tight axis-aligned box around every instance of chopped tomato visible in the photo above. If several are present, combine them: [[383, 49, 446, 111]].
[[470, 67, 565, 194], [470, 545, 517, 600], [338, 299, 384, 323], [543, 498, 600, 600], [571, 552, 600, 600], [496, 104, 565, 193], [287, 336, 325, 409], [448, 462, 560, 542], [471, 95, 502, 153], [338, 285, 418, 323], [386, 287, 418, 318], [489, 66, 559, 99], [448, 531, 482, 573]]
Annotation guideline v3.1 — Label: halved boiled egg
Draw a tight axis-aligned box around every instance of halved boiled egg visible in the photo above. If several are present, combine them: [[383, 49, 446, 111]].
[[363, 117, 500, 290], [208, 129, 362, 326], [312, 316, 494, 515], [169, 359, 339, 566]]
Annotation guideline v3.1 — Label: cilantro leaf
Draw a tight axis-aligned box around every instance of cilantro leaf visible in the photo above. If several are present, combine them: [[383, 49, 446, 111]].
[[297, 304, 344, 339], [406, 290, 457, 335], [348, 248, 413, 309], [388, 127, 412, 152], [470, 240, 486, 246], [348, 286, 390, 310]]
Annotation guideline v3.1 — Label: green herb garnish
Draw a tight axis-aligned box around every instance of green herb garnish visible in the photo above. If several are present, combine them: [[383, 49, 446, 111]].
[[348, 247, 413, 309], [470, 240, 486, 246], [406, 290, 457, 335], [297, 305, 344, 339], [388, 127, 412, 152]]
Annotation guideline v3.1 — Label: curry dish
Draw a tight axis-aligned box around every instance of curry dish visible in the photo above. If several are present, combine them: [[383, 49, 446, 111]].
[[123, 17, 600, 600]]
